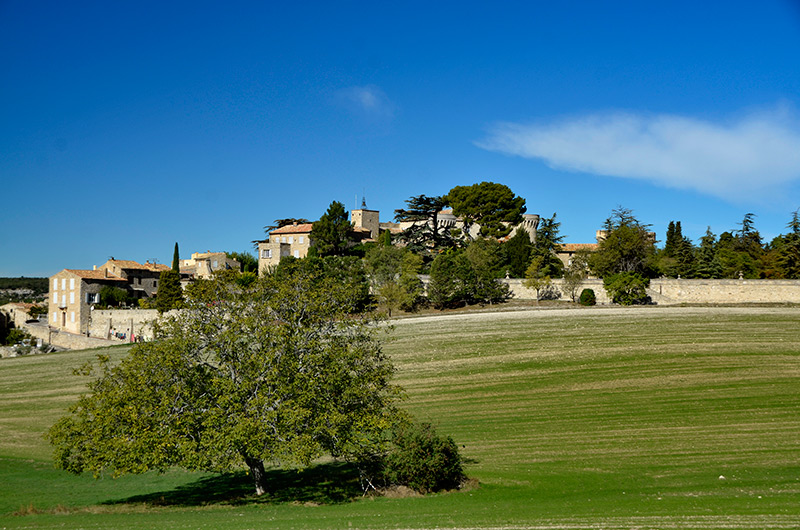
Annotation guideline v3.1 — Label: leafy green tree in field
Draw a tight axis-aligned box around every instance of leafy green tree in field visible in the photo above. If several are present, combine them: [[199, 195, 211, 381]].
[[531, 213, 564, 278], [427, 250, 474, 309], [394, 194, 451, 255], [501, 228, 533, 278], [603, 272, 650, 305], [275, 255, 371, 313], [365, 245, 424, 316], [398, 252, 425, 311], [311, 201, 353, 257], [48, 268, 403, 496], [523, 256, 554, 302], [155, 270, 183, 313], [445, 182, 526, 239], [465, 238, 509, 304], [590, 207, 656, 278]]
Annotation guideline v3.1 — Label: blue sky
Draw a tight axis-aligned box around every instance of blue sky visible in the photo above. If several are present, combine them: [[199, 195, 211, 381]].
[[2, 1, 800, 277]]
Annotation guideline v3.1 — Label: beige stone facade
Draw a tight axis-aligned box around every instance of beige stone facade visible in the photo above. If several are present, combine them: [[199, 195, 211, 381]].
[[97, 259, 169, 299], [48, 269, 128, 335], [180, 251, 241, 279]]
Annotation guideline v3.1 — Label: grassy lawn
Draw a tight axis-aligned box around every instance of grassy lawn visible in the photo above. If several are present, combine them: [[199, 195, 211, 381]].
[[1, 306, 799, 529]]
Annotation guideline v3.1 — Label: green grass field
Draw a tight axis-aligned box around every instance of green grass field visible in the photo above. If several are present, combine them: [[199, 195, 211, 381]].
[[1, 306, 799, 529]]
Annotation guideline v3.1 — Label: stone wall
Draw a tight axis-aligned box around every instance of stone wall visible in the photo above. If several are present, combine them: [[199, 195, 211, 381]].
[[88, 309, 160, 340], [503, 278, 800, 305], [20, 308, 163, 350], [22, 323, 118, 350]]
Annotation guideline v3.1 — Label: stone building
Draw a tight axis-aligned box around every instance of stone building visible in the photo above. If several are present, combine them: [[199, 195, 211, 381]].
[[97, 259, 170, 299], [180, 251, 241, 279], [256, 201, 387, 273], [48, 268, 128, 335]]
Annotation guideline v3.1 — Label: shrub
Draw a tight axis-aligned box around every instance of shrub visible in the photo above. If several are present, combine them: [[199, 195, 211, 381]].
[[579, 288, 596, 306], [381, 422, 466, 493], [603, 272, 650, 305]]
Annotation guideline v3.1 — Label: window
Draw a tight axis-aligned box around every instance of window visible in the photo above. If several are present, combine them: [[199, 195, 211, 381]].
[[69, 278, 75, 290], [61, 278, 66, 290], [261, 249, 271, 259], [61, 294, 66, 307], [288, 236, 293, 244], [53, 279, 58, 290], [69, 292, 75, 304], [70, 312, 75, 323], [281, 236, 286, 243], [213, 260, 218, 268], [294, 250, 300, 258], [52, 313, 57, 323], [299, 236, 304, 244], [86, 293, 99, 304], [154, 280, 158, 288], [53, 292, 58, 304]]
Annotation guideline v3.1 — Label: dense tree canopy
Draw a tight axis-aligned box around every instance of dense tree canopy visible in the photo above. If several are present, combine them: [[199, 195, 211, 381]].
[[590, 207, 655, 277], [48, 269, 402, 496], [445, 182, 526, 239], [311, 201, 354, 257], [394, 194, 452, 254]]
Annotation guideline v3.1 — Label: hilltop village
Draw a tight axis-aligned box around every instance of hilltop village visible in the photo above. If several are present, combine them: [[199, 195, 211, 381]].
[[3, 182, 800, 352]]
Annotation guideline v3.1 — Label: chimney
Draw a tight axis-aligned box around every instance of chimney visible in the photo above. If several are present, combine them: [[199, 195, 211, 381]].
[[104, 268, 109, 278], [93, 265, 97, 271]]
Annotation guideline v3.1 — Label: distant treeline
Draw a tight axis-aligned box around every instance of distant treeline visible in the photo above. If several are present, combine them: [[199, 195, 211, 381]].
[[0, 278, 49, 304]]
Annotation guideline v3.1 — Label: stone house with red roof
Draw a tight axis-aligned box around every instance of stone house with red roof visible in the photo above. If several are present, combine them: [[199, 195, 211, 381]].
[[48, 259, 171, 335]]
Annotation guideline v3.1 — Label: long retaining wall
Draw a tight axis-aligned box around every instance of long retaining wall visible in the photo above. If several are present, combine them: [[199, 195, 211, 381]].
[[21, 308, 164, 350], [504, 278, 800, 305]]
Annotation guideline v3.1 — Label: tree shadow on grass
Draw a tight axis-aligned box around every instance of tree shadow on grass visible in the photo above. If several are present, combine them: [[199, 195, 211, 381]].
[[105, 462, 365, 507]]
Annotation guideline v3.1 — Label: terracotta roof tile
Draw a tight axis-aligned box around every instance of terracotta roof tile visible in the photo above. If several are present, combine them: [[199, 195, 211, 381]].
[[65, 269, 128, 281], [270, 223, 314, 235], [105, 259, 169, 271]]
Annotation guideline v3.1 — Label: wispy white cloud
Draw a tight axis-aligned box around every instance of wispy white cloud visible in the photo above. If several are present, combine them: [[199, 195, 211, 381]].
[[477, 105, 800, 202], [335, 85, 395, 120]]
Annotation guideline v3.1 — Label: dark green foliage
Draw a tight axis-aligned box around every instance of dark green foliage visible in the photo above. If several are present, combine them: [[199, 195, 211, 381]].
[[172, 243, 180, 273], [47, 268, 403, 496], [99, 285, 132, 307], [428, 250, 474, 309], [771, 210, 800, 279], [365, 246, 424, 315], [155, 270, 183, 313], [502, 228, 533, 278], [4, 327, 31, 345], [380, 422, 466, 493], [428, 247, 509, 309], [0, 277, 49, 305], [531, 213, 564, 278], [446, 181, 526, 239], [226, 251, 258, 273], [274, 256, 371, 313], [590, 207, 655, 277], [394, 194, 452, 255], [578, 288, 596, 306], [311, 201, 353, 257], [465, 239, 510, 304], [694, 227, 723, 279], [603, 272, 650, 305]]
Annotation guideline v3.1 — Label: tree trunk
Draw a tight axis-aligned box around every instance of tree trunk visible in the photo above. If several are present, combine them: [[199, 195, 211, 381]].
[[245, 456, 268, 496]]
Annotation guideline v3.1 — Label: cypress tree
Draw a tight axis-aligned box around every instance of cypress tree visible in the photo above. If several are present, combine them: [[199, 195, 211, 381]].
[[172, 243, 180, 272]]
